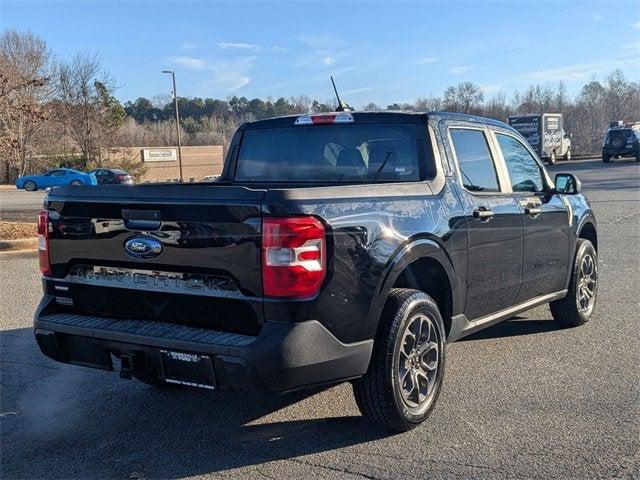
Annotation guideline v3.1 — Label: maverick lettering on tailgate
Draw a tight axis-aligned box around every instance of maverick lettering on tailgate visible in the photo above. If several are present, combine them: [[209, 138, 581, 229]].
[[66, 265, 242, 298]]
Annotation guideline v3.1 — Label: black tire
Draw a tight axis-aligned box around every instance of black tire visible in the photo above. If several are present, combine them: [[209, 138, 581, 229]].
[[70, 179, 83, 186], [24, 180, 37, 191], [564, 148, 571, 161], [352, 288, 446, 432], [602, 154, 610, 163], [547, 151, 556, 166], [550, 239, 597, 328]]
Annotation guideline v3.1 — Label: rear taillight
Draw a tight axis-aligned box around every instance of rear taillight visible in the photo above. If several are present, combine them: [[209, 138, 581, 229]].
[[37, 209, 52, 277], [262, 216, 326, 298]]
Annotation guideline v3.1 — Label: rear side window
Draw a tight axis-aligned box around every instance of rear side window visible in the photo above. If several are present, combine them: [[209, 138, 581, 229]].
[[450, 129, 500, 192], [235, 124, 423, 183], [496, 133, 544, 192]]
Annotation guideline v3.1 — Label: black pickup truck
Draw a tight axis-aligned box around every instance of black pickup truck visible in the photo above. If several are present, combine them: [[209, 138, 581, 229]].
[[34, 111, 598, 432]]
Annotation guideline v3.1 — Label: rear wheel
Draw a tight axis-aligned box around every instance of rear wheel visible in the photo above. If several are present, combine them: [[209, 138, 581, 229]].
[[352, 288, 446, 432], [24, 180, 37, 191], [550, 239, 597, 327]]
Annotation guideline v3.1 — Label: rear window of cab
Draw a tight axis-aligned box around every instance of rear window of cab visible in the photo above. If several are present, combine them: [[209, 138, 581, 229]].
[[235, 122, 427, 183]]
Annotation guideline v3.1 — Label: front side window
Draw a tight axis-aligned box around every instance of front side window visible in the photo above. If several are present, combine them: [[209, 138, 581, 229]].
[[450, 129, 500, 192], [235, 124, 423, 183], [496, 134, 544, 193]]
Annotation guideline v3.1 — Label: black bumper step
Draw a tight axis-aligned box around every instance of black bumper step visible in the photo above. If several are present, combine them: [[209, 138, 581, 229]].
[[37, 312, 256, 348]]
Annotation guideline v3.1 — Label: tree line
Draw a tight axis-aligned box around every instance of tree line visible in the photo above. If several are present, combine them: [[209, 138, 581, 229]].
[[1, 28, 639, 183]]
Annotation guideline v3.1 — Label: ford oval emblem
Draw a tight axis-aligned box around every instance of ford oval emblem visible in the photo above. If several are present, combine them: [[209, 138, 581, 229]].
[[124, 236, 162, 259]]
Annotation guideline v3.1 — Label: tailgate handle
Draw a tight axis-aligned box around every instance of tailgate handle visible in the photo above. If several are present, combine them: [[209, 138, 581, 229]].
[[122, 209, 161, 231]]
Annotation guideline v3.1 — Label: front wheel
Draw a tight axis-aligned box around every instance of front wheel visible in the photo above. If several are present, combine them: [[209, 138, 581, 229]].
[[70, 180, 83, 186], [550, 239, 597, 327], [602, 154, 611, 163], [352, 288, 446, 432], [564, 148, 571, 161], [24, 180, 37, 191], [547, 151, 557, 165]]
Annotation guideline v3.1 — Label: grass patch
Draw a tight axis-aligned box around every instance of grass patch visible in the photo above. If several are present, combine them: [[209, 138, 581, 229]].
[[0, 221, 37, 240]]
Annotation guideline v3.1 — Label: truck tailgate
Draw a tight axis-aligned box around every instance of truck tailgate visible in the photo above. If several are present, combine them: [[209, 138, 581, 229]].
[[44, 183, 265, 336]]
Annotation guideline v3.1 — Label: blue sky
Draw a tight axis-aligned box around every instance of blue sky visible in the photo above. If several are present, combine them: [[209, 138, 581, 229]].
[[3, 0, 639, 107]]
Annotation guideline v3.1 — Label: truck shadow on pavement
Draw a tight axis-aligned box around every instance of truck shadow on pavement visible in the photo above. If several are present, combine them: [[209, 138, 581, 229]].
[[1, 327, 387, 479], [462, 316, 559, 341]]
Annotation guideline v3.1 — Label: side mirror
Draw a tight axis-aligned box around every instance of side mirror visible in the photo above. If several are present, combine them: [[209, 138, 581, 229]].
[[555, 173, 581, 194]]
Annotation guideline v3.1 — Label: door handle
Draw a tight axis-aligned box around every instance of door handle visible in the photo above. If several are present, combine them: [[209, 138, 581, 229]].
[[473, 208, 494, 221], [122, 209, 162, 231], [524, 207, 542, 217]]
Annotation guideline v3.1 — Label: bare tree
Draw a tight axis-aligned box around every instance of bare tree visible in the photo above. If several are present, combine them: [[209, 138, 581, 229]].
[[443, 82, 484, 113], [414, 96, 442, 112], [53, 53, 124, 168], [0, 30, 53, 182], [362, 102, 380, 111]]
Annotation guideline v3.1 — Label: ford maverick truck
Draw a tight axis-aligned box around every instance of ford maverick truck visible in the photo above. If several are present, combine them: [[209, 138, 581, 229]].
[[34, 111, 598, 432]]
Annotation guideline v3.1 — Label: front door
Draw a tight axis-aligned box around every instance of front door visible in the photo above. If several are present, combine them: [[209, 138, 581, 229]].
[[492, 131, 571, 302], [448, 126, 524, 320]]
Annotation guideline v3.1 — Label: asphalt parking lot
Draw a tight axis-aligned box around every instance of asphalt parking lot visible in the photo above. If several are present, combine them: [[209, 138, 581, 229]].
[[1, 158, 638, 479], [0, 189, 46, 222]]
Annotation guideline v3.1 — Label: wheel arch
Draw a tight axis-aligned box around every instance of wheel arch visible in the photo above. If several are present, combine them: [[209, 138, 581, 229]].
[[577, 217, 598, 252], [367, 238, 460, 339]]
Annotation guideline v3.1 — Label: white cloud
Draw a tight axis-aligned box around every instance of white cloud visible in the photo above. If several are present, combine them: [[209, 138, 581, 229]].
[[180, 41, 197, 51], [322, 56, 335, 66], [267, 65, 358, 90], [168, 56, 207, 70], [342, 86, 380, 95], [631, 22, 640, 30], [521, 53, 638, 81], [297, 34, 346, 49], [449, 66, 471, 75], [217, 42, 261, 50], [208, 57, 255, 91], [413, 56, 437, 65], [591, 12, 603, 22]]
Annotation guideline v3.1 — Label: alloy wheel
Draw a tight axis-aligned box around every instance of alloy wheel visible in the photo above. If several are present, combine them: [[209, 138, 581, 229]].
[[577, 253, 597, 314], [396, 313, 440, 410]]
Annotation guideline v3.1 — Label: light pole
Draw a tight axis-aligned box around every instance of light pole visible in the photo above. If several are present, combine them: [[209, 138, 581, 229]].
[[162, 70, 183, 182]]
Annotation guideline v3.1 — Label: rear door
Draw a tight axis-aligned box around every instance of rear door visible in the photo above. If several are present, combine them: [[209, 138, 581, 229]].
[[491, 129, 571, 301], [447, 125, 524, 320]]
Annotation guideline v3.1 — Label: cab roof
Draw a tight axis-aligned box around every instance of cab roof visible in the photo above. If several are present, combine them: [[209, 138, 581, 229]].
[[241, 110, 511, 131]]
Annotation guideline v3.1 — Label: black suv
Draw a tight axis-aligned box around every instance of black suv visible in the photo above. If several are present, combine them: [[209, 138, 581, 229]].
[[602, 123, 640, 162], [34, 112, 598, 432]]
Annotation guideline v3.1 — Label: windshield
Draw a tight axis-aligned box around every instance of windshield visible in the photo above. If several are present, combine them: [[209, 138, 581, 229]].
[[235, 123, 423, 183]]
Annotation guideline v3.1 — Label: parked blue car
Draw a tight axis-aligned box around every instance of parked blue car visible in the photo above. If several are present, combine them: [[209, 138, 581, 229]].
[[15, 168, 98, 191]]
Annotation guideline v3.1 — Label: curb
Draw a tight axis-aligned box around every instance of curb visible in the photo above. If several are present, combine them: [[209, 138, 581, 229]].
[[0, 238, 38, 252]]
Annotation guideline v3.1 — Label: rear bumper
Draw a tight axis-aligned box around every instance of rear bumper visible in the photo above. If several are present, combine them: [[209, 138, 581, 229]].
[[603, 147, 638, 157], [33, 295, 373, 392]]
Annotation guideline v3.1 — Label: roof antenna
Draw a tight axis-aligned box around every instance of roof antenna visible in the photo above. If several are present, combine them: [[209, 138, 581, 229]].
[[331, 76, 350, 112]]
